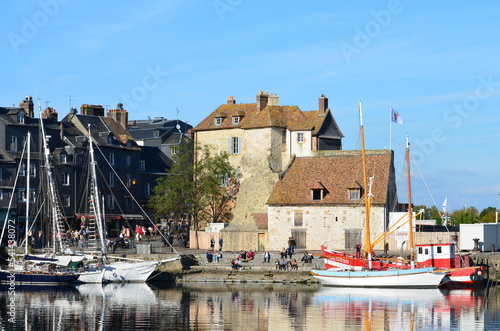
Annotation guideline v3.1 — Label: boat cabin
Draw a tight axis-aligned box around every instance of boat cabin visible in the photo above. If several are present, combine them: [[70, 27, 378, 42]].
[[416, 243, 456, 269]]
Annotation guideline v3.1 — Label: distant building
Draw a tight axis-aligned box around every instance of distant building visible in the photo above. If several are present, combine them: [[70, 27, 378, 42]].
[[127, 116, 192, 162]]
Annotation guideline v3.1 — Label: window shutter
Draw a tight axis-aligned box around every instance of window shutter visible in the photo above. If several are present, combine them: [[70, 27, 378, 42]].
[[237, 137, 241, 154], [227, 138, 232, 154]]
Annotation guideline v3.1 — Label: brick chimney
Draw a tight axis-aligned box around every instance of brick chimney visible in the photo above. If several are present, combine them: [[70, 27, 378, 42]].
[[19, 95, 34, 117], [80, 104, 105, 116], [319, 94, 329, 115], [41, 107, 58, 121], [227, 96, 236, 105], [107, 103, 129, 129], [256, 90, 269, 111]]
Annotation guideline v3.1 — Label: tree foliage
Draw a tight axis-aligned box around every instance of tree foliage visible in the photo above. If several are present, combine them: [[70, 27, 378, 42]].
[[412, 204, 443, 225], [479, 206, 497, 223], [449, 206, 479, 225], [149, 139, 238, 231]]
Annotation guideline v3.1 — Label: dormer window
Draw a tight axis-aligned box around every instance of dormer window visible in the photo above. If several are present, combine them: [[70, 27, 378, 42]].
[[348, 181, 362, 201], [311, 182, 327, 201], [348, 188, 361, 201], [153, 130, 160, 138], [232, 116, 240, 125], [17, 111, 25, 124], [60, 154, 67, 164], [215, 117, 223, 126], [312, 189, 323, 201]]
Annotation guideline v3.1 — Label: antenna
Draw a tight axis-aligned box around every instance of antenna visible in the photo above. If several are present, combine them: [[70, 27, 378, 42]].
[[66, 95, 76, 110], [45, 101, 50, 109]]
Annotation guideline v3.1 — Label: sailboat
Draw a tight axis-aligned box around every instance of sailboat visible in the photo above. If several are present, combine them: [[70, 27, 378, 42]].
[[318, 134, 485, 287], [310, 101, 445, 288], [83, 124, 179, 282], [0, 131, 80, 284]]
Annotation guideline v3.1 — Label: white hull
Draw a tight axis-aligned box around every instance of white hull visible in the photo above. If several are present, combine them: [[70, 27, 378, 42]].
[[311, 267, 445, 288], [102, 261, 158, 282], [75, 269, 105, 284]]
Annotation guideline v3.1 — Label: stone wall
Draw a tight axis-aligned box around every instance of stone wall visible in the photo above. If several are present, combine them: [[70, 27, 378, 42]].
[[268, 204, 387, 251]]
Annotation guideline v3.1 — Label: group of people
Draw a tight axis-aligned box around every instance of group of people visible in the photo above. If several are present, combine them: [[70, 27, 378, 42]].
[[275, 258, 299, 271], [206, 250, 223, 263]]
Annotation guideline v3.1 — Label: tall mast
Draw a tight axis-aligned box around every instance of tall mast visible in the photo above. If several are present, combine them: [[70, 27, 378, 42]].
[[87, 124, 107, 256], [359, 101, 372, 259], [405, 135, 415, 265], [25, 132, 31, 256], [38, 99, 66, 253]]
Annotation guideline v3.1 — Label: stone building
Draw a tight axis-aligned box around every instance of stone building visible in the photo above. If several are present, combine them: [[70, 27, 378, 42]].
[[267, 150, 398, 251], [191, 91, 344, 251]]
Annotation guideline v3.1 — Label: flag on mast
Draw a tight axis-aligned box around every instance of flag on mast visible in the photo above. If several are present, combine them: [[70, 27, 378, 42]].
[[391, 107, 403, 124], [442, 197, 448, 213]]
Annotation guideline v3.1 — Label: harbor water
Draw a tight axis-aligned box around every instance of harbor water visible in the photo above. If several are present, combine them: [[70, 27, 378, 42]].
[[1, 282, 498, 330]]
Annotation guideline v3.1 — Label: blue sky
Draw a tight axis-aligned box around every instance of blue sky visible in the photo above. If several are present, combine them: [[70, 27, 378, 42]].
[[1, 1, 500, 213]]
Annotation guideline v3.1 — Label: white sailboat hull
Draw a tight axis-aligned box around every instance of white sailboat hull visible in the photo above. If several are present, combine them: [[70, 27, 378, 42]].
[[311, 267, 445, 288], [102, 261, 158, 282], [75, 270, 105, 284]]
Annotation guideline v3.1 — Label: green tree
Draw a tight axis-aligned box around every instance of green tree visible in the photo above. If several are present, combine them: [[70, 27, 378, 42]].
[[412, 205, 443, 225], [449, 206, 479, 225], [479, 206, 497, 223], [149, 140, 238, 231]]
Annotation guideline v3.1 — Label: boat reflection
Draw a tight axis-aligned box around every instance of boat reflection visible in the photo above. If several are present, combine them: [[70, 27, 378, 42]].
[[312, 287, 485, 330]]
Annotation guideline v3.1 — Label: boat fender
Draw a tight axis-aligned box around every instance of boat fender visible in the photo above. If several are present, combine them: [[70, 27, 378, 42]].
[[470, 273, 478, 281]]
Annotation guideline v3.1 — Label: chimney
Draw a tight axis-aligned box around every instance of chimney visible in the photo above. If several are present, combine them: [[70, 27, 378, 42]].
[[19, 95, 34, 117], [107, 104, 129, 129], [268, 93, 279, 106], [319, 94, 329, 115], [41, 107, 58, 121], [227, 96, 236, 105], [256, 90, 269, 111], [80, 104, 105, 116]]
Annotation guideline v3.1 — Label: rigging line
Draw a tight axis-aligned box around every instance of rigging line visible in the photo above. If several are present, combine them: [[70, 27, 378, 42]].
[[92, 140, 180, 256], [410, 154, 439, 213]]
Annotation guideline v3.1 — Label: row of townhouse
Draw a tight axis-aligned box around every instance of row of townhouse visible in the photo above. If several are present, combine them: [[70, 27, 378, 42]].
[[0, 96, 191, 244], [192, 91, 399, 252]]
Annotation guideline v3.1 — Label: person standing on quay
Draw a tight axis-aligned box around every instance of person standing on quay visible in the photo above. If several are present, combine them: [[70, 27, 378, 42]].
[[210, 237, 215, 252]]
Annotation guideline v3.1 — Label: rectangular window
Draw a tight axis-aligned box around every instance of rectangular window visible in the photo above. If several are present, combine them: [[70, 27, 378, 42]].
[[294, 211, 303, 226], [62, 173, 70, 186], [29, 189, 36, 202], [139, 160, 145, 171], [297, 133, 304, 143], [126, 174, 132, 187], [109, 173, 115, 187], [232, 116, 240, 125], [437, 246, 442, 254], [0, 189, 3, 200], [60, 154, 67, 163], [282, 129, 287, 144], [109, 153, 115, 165], [9, 136, 17, 151], [62, 194, 70, 207], [153, 130, 160, 138], [107, 195, 115, 209], [20, 163, 26, 177], [0, 168, 2, 180], [312, 189, 323, 201], [18, 189, 25, 202], [215, 117, 222, 126], [228, 137, 241, 154], [29, 163, 36, 177], [348, 189, 360, 201], [145, 182, 151, 197], [126, 155, 131, 167]]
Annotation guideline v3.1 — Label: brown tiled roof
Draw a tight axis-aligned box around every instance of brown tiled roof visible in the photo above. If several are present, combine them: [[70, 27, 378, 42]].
[[192, 103, 324, 132], [267, 150, 393, 206]]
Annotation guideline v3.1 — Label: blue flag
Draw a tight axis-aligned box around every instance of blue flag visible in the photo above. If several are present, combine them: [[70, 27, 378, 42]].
[[391, 107, 403, 125]]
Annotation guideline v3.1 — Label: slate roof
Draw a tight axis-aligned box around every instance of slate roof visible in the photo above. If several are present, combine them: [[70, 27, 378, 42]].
[[267, 150, 394, 206]]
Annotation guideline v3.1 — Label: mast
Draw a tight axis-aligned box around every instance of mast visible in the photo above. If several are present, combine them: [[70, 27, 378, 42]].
[[87, 124, 107, 256], [38, 99, 66, 253], [25, 132, 31, 256], [359, 101, 372, 259], [405, 135, 415, 266]]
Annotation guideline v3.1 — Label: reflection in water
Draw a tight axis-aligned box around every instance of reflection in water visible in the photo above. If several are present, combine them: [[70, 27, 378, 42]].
[[0, 283, 498, 330]]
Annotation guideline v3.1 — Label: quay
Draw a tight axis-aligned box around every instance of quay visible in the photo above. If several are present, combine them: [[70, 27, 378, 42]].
[[108, 235, 500, 284]]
